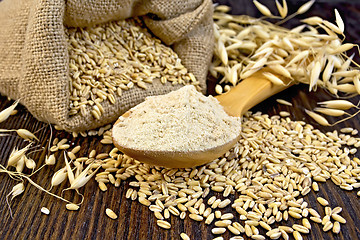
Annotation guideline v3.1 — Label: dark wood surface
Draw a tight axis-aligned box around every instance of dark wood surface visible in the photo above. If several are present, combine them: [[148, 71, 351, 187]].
[[1, 1, 360, 240]]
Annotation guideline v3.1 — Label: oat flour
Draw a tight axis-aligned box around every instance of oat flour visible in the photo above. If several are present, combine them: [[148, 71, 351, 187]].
[[113, 85, 241, 152]]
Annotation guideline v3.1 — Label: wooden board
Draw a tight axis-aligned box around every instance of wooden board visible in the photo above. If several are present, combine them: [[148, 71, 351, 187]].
[[1, 1, 360, 239]]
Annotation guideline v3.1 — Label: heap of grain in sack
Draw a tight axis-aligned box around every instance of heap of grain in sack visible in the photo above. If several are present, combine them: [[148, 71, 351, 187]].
[[66, 19, 200, 120], [0, 0, 214, 132]]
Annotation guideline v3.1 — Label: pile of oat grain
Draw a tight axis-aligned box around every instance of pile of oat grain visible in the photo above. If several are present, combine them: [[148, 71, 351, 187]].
[[88, 110, 360, 239], [67, 18, 199, 119]]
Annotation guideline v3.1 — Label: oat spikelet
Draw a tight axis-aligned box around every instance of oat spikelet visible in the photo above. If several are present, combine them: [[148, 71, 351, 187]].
[[275, 0, 288, 18], [51, 167, 67, 187], [334, 83, 357, 93], [353, 75, 360, 95], [0, 100, 19, 123], [0, 128, 38, 141], [328, 43, 354, 54], [263, 72, 285, 85], [276, 99, 292, 106], [322, 60, 334, 83], [251, 57, 268, 70], [252, 47, 273, 59], [286, 50, 309, 67], [253, 0, 272, 17], [67, 164, 101, 190], [225, 41, 243, 51], [330, 85, 340, 98], [323, 20, 343, 35], [74, 161, 83, 178], [24, 156, 36, 170], [241, 68, 259, 79], [45, 154, 56, 165], [6, 182, 25, 218], [305, 109, 331, 126], [318, 23, 337, 38], [64, 152, 75, 184], [7, 143, 31, 167], [16, 156, 25, 173], [340, 53, 354, 71], [10, 182, 25, 200], [301, 16, 323, 25], [10, 110, 18, 116], [218, 38, 228, 65], [0, 164, 77, 210], [229, 66, 238, 86], [296, 0, 315, 15], [282, 37, 293, 51], [334, 9, 344, 33], [215, 5, 231, 13], [332, 70, 358, 78], [318, 100, 356, 110], [213, 23, 220, 39], [268, 64, 292, 79], [314, 107, 346, 117], [309, 61, 321, 91], [290, 24, 306, 33], [16, 129, 39, 141]]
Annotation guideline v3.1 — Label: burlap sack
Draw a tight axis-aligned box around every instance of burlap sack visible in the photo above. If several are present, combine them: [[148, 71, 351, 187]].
[[0, 0, 214, 132]]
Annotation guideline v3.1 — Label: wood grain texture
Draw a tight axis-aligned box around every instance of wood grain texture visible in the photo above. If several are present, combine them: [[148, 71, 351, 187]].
[[1, 1, 360, 240]]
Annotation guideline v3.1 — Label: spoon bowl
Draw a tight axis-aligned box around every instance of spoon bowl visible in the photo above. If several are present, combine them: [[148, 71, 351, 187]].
[[113, 118, 241, 168], [112, 68, 292, 168]]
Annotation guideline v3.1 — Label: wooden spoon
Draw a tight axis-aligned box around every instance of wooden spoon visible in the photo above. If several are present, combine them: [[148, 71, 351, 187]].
[[112, 69, 292, 168]]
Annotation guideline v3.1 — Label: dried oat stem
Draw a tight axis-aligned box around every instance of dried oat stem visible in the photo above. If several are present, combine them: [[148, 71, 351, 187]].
[[5, 190, 15, 218], [213, 3, 360, 126], [276, 0, 316, 26], [28, 163, 47, 177], [330, 108, 360, 126], [0, 163, 79, 205], [0, 100, 19, 123]]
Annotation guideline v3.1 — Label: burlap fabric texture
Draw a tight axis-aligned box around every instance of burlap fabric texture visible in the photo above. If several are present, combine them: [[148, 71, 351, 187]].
[[0, 0, 214, 132]]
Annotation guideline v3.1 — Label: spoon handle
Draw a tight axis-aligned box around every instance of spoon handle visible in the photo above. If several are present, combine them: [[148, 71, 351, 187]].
[[215, 69, 293, 117]]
